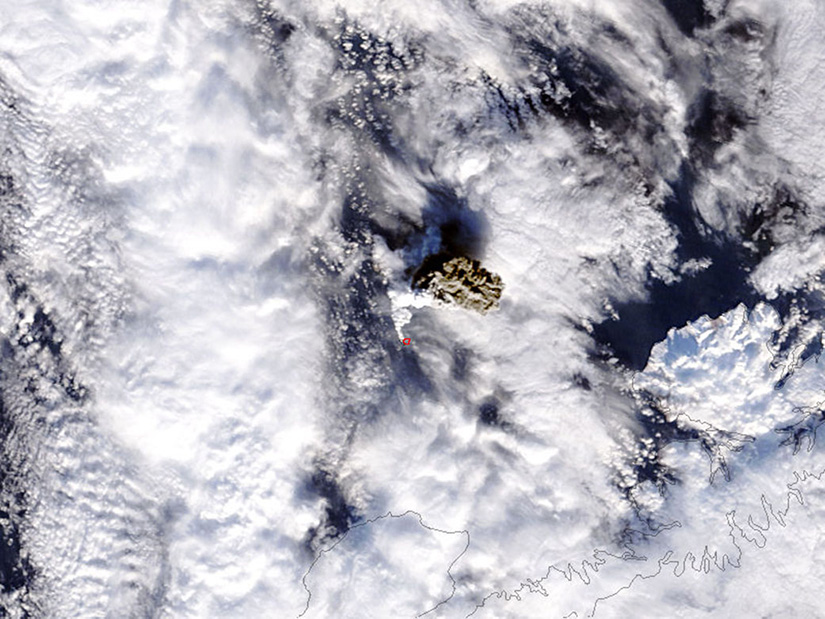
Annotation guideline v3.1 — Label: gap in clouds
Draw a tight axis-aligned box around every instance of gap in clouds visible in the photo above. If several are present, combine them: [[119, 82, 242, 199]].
[[1, 0, 825, 617]]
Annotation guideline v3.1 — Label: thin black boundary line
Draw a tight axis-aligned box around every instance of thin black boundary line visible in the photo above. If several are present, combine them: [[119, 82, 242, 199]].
[[466, 461, 825, 618], [299, 509, 470, 618], [469, 328, 825, 617]]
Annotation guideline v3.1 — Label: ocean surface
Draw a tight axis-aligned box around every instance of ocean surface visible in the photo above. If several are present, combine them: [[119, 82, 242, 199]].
[[1, 0, 825, 617]]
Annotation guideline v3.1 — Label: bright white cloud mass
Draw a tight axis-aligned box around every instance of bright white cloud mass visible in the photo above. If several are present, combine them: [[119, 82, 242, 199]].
[[0, 0, 824, 617]]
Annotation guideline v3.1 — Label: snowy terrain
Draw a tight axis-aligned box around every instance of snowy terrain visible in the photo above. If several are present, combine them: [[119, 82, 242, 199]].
[[0, 0, 824, 617]]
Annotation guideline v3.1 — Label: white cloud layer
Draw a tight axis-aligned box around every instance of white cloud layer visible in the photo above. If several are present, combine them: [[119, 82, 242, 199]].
[[0, 0, 824, 617]]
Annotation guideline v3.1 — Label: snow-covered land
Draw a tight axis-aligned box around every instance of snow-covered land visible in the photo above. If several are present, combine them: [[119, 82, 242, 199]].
[[0, 0, 823, 617]]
